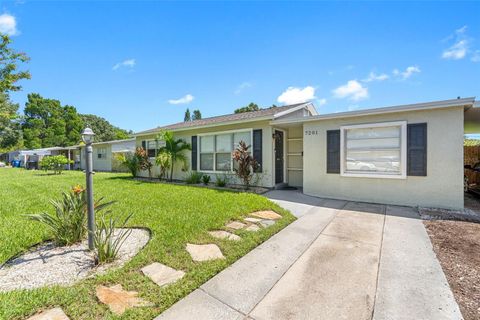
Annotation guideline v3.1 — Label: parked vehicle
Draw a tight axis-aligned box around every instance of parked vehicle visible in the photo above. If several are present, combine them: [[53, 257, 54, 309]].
[[0, 162, 5, 167], [464, 162, 480, 194]]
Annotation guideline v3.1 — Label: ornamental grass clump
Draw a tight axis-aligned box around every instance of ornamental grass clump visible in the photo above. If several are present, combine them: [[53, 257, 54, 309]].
[[25, 185, 115, 246], [94, 212, 133, 264]]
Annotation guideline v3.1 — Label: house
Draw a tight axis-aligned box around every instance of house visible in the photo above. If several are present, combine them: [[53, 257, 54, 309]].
[[0, 146, 79, 169], [134, 97, 478, 209], [79, 138, 136, 172]]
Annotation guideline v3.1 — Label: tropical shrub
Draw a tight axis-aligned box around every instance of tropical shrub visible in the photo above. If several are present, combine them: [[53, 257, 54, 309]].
[[232, 141, 259, 189], [157, 130, 191, 181], [202, 174, 211, 185], [39, 155, 72, 174], [136, 147, 153, 178], [25, 185, 115, 246], [116, 152, 140, 177], [155, 150, 171, 180], [215, 174, 228, 187], [94, 212, 133, 264], [185, 171, 202, 184]]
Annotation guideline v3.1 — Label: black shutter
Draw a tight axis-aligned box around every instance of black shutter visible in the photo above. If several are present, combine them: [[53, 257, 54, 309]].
[[407, 123, 427, 176], [191, 136, 198, 171], [253, 129, 262, 172], [327, 130, 341, 174], [141, 140, 146, 150]]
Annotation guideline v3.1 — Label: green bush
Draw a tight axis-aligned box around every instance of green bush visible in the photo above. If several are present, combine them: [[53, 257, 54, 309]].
[[202, 174, 211, 185], [39, 155, 72, 174], [25, 185, 115, 246], [215, 174, 229, 187], [185, 171, 202, 184], [155, 150, 171, 180], [94, 212, 133, 264], [116, 152, 140, 177]]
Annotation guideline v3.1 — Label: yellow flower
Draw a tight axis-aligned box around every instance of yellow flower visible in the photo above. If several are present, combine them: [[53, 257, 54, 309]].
[[72, 185, 85, 194]]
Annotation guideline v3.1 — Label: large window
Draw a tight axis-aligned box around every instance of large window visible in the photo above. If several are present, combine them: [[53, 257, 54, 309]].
[[340, 121, 406, 179], [199, 130, 252, 172]]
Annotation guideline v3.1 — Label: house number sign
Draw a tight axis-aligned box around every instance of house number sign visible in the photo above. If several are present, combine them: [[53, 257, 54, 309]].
[[304, 130, 319, 136]]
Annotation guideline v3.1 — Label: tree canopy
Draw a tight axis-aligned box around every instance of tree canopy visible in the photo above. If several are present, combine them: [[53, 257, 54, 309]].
[[234, 102, 260, 114], [184, 108, 191, 122], [192, 109, 202, 120], [80, 114, 131, 142], [0, 34, 31, 93]]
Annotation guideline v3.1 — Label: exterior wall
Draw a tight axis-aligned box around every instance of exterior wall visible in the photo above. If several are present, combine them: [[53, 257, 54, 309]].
[[80, 144, 113, 172], [136, 120, 275, 187], [302, 107, 464, 209]]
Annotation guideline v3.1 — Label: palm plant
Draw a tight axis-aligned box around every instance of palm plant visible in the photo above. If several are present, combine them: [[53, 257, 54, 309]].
[[116, 152, 140, 177], [157, 130, 191, 181]]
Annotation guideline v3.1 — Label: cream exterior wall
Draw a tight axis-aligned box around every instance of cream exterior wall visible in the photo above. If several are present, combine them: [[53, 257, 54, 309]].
[[136, 120, 275, 187], [80, 143, 113, 172], [302, 107, 464, 209]]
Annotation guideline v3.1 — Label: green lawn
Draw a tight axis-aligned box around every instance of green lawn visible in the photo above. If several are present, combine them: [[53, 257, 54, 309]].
[[0, 169, 295, 320]]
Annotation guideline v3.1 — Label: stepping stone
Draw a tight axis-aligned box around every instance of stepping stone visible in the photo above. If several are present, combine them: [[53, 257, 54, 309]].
[[28, 308, 69, 320], [96, 284, 153, 315], [226, 221, 246, 230], [208, 230, 241, 241], [244, 217, 262, 223], [250, 210, 282, 220], [186, 243, 225, 262], [141, 262, 185, 287], [259, 220, 276, 228], [245, 224, 260, 232]]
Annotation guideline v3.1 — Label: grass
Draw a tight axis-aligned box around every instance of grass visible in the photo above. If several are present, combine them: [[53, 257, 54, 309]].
[[0, 169, 295, 319]]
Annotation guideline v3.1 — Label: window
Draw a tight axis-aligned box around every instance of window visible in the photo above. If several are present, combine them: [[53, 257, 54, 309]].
[[340, 121, 407, 179], [97, 148, 107, 159], [146, 140, 157, 158], [199, 130, 252, 172]]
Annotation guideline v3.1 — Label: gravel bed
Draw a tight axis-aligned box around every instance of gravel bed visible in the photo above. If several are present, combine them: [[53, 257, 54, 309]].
[[0, 228, 150, 292]]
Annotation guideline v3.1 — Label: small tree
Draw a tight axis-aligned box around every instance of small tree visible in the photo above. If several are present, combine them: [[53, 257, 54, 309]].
[[39, 155, 72, 174], [232, 141, 259, 189], [155, 150, 171, 180], [184, 108, 191, 122], [157, 130, 191, 181], [192, 109, 202, 120]]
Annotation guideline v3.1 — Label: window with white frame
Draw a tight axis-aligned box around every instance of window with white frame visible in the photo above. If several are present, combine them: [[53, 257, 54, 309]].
[[97, 148, 107, 159], [199, 130, 252, 172], [341, 121, 406, 178], [146, 140, 157, 158]]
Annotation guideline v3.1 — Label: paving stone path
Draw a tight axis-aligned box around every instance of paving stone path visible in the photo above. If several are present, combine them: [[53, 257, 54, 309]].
[[186, 243, 225, 262], [245, 224, 261, 232], [96, 284, 153, 315], [250, 210, 282, 220], [208, 230, 241, 241], [225, 221, 246, 230], [27, 308, 69, 320], [142, 263, 185, 287]]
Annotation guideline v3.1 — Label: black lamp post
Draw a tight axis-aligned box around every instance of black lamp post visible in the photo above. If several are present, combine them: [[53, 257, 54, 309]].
[[81, 127, 95, 250]]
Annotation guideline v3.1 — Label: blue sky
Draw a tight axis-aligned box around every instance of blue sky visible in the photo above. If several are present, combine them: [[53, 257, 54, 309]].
[[2, 1, 480, 132]]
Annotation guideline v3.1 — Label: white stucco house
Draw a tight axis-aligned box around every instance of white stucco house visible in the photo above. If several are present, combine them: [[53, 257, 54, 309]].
[[134, 97, 478, 209], [79, 138, 136, 172]]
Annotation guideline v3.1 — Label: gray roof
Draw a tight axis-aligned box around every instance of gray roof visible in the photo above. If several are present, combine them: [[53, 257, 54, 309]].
[[135, 103, 307, 135]]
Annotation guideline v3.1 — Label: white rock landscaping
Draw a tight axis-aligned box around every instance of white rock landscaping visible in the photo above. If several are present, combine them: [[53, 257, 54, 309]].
[[186, 243, 225, 262], [208, 230, 241, 241], [141, 262, 185, 287], [0, 229, 150, 292]]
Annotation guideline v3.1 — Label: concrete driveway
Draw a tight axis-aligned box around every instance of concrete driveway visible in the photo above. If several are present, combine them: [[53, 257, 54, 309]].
[[156, 190, 462, 320]]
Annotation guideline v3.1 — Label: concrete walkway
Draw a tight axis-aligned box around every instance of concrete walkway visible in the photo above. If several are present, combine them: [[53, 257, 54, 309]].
[[156, 190, 462, 320]]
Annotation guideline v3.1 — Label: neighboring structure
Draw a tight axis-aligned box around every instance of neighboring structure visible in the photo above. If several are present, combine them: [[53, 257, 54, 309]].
[[135, 98, 479, 209], [79, 138, 135, 172], [0, 146, 79, 169]]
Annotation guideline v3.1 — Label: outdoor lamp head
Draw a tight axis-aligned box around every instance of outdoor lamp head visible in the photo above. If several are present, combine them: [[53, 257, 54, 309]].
[[81, 127, 95, 144]]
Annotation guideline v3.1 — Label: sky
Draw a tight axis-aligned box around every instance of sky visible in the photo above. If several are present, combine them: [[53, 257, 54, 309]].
[[1, 1, 480, 132]]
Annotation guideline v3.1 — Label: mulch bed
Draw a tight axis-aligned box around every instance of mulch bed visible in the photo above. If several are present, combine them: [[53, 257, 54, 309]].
[[424, 220, 480, 320]]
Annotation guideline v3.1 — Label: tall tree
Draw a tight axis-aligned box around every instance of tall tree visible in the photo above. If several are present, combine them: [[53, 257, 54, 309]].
[[234, 102, 260, 114], [63, 105, 84, 145], [80, 114, 130, 142], [0, 93, 22, 151], [184, 108, 191, 122], [192, 109, 202, 120], [0, 34, 31, 93]]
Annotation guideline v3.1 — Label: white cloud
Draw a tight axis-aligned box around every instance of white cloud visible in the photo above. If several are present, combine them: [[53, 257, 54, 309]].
[[363, 72, 389, 82], [168, 94, 194, 105], [332, 80, 368, 101], [393, 66, 421, 79], [234, 82, 252, 95], [317, 98, 327, 106], [0, 13, 18, 36], [277, 86, 316, 105], [442, 26, 470, 60], [112, 59, 136, 71]]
